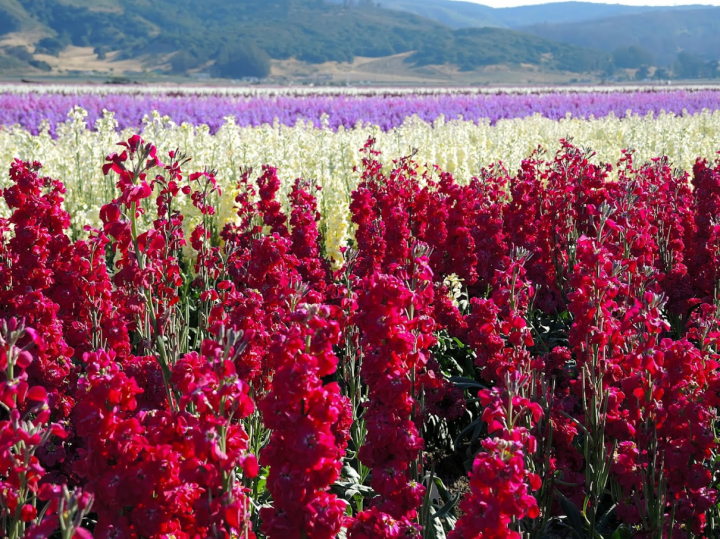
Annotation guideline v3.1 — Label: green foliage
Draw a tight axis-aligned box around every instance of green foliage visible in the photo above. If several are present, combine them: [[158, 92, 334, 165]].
[[0, 53, 26, 70], [35, 36, 67, 56], [634, 65, 649, 80], [5, 45, 32, 62], [357, 0, 693, 30], [521, 7, 720, 66], [612, 45, 654, 69], [674, 52, 719, 79], [495, 1, 688, 28], [1, 44, 51, 72], [411, 27, 610, 72], [0, 0, 34, 34], [0, 12, 19, 34], [376, 0, 503, 29], [0, 0, 611, 75], [653, 67, 670, 80], [29, 58, 51, 71], [94, 45, 111, 60], [169, 50, 201, 74], [212, 41, 271, 79]]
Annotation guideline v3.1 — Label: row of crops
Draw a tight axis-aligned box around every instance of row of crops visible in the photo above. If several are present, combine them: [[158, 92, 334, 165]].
[[1, 87, 720, 134], [2, 86, 720, 539]]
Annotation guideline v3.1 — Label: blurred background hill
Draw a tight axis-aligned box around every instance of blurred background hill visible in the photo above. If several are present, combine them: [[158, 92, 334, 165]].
[[0, 0, 717, 84]]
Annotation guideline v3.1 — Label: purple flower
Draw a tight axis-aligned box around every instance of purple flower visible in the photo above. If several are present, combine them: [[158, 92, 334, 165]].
[[1, 89, 720, 136]]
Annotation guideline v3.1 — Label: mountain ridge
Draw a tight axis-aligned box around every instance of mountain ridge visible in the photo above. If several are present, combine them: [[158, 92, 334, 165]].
[[0, 0, 717, 82], [0, 0, 611, 80], [519, 6, 720, 65], [376, 0, 713, 28]]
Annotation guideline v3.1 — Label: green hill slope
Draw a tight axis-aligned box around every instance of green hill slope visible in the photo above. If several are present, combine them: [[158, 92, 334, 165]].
[[410, 26, 608, 72], [359, 0, 710, 29], [494, 1, 708, 28], [520, 7, 720, 66], [369, 0, 504, 29], [0, 0, 612, 78]]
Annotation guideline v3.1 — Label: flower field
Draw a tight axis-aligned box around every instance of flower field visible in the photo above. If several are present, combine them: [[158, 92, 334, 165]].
[[3, 87, 720, 539], [1, 87, 720, 134]]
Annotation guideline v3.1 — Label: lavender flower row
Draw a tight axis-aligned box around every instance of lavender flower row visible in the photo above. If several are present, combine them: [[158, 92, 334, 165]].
[[2, 89, 720, 134]]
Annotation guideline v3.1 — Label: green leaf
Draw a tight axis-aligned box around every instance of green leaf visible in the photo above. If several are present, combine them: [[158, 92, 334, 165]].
[[431, 493, 460, 521], [611, 526, 633, 539], [449, 376, 487, 390], [433, 476, 451, 499], [442, 356, 463, 375], [557, 491, 587, 538], [596, 503, 617, 533], [453, 417, 483, 449], [342, 464, 362, 484], [431, 514, 447, 539], [336, 482, 374, 499]]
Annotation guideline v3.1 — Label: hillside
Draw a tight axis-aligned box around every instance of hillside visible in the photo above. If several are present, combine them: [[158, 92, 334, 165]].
[[370, 0, 710, 29], [520, 7, 720, 66], [0, 0, 610, 80], [494, 1, 709, 27], [363, 0, 504, 29], [410, 27, 608, 73], [368, 0, 719, 75]]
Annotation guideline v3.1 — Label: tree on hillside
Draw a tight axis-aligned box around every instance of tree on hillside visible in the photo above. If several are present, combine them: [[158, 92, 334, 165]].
[[35, 36, 68, 57], [212, 41, 271, 79], [653, 67, 670, 80], [635, 65, 649, 80], [674, 52, 718, 79], [170, 50, 202, 74], [611, 45, 654, 69]]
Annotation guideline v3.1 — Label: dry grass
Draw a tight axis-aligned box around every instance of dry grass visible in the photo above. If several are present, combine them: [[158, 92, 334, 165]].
[[270, 52, 595, 85], [32, 46, 165, 74], [0, 30, 47, 49], [0, 33, 596, 84]]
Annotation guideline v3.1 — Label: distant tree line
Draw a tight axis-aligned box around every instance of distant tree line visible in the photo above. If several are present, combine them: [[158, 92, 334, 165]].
[[211, 41, 271, 78], [607, 45, 719, 80]]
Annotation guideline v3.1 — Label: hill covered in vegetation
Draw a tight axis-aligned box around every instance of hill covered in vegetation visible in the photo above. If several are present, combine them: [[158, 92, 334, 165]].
[[371, 0, 710, 29], [520, 6, 720, 67], [0, 0, 611, 78]]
